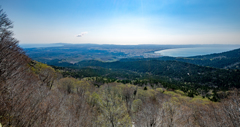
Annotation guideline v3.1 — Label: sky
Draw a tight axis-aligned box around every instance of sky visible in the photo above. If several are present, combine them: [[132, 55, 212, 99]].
[[0, 0, 240, 45]]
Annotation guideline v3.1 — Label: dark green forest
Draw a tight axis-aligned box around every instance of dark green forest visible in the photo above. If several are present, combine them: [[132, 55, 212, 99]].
[[51, 59, 240, 100]]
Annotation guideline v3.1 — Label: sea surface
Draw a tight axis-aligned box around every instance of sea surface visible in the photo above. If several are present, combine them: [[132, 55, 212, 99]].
[[154, 45, 240, 57]]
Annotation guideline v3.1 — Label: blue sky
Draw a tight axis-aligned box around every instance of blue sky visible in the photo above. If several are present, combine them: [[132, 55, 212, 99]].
[[1, 0, 240, 45]]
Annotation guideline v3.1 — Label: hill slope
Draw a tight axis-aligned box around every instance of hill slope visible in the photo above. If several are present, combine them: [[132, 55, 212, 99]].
[[51, 59, 240, 91]]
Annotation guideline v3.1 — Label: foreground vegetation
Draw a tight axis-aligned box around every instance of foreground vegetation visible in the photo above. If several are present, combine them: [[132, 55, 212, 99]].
[[2, 59, 240, 126]]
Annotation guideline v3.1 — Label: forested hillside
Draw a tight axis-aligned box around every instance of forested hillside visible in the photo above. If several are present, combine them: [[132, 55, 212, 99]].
[[1, 8, 240, 127], [51, 59, 240, 89]]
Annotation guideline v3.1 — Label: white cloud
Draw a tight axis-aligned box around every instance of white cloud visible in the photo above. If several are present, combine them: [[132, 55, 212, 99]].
[[77, 32, 88, 37]]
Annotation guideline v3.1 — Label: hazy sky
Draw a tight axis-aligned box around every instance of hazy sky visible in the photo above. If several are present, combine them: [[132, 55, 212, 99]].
[[1, 0, 240, 45]]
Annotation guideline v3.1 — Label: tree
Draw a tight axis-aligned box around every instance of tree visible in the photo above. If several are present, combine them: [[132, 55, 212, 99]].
[[144, 86, 148, 90], [0, 7, 32, 126], [31, 61, 58, 89], [0, 8, 30, 84], [58, 77, 76, 94], [122, 85, 136, 117], [97, 84, 131, 127]]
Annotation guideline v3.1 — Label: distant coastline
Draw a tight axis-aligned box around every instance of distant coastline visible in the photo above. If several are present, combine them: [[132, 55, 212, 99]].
[[19, 44, 64, 48], [154, 45, 240, 57]]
